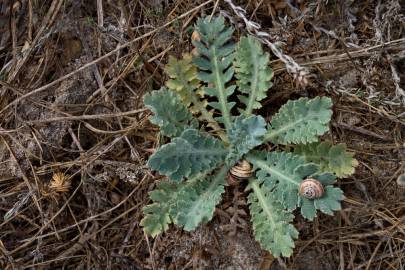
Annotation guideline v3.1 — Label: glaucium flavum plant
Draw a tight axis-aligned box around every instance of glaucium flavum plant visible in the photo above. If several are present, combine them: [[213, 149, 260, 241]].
[[140, 16, 358, 257]]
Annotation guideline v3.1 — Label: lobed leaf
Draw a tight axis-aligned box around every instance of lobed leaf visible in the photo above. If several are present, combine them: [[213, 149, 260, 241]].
[[248, 152, 318, 210], [248, 179, 299, 257], [143, 88, 197, 137], [141, 167, 228, 236], [192, 16, 235, 130], [299, 185, 344, 221], [234, 35, 273, 115], [264, 97, 333, 145], [148, 129, 228, 181], [294, 141, 358, 177], [249, 151, 344, 221], [165, 54, 205, 113], [165, 54, 227, 140], [140, 181, 182, 237], [170, 167, 227, 231], [226, 115, 267, 165]]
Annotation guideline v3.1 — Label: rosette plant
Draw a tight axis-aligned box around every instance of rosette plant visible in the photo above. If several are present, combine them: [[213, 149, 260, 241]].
[[140, 16, 357, 257]]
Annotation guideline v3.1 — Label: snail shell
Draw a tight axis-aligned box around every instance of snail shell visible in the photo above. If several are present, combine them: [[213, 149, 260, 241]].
[[191, 31, 200, 56], [299, 178, 324, 199], [191, 31, 201, 42], [397, 174, 405, 189], [229, 160, 253, 181]]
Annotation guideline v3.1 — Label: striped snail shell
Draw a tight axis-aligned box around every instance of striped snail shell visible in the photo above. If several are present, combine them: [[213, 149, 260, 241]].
[[299, 178, 324, 199], [229, 160, 253, 181]]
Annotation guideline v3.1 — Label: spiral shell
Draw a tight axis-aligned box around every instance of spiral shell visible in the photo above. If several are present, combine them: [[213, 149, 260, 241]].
[[229, 160, 253, 181], [299, 178, 324, 199]]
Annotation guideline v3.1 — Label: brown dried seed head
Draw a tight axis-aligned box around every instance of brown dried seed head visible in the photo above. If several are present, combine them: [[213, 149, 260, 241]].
[[49, 172, 71, 193], [299, 178, 324, 199]]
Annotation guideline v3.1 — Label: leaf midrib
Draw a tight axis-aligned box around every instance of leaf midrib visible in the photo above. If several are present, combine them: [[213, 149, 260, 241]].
[[212, 47, 232, 131], [248, 156, 300, 187], [264, 118, 304, 142], [250, 180, 275, 227], [183, 166, 228, 230]]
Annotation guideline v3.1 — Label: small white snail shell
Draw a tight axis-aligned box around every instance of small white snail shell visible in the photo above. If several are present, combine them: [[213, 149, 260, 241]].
[[191, 31, 201, 42], [397, 174, 405, 189], [299, 178, 324, 199], [191, 31, 200, 56], [229, 160, 253, 181]]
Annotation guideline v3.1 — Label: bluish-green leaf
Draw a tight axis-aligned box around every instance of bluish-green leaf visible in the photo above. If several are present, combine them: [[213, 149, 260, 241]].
[[299, 186, 344, 220], [192, 16, 235, 130], [294, 141, 358, 177], [249, 151, 344, 222], [226, 115, 267, 165], [265, 97, 333, 145], [148, 129, 228, 181], [248, 152, 318, 210], [248, 179, 299, 257], [312, 172, 337, 186], [141, 168, 227, 236], [170, 167, 227, 231], [144, 88, 197, 137], [235, 35, 273, 115], [140, 181, 182, 237]]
